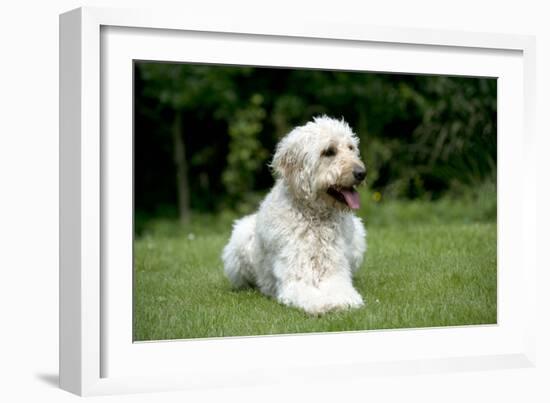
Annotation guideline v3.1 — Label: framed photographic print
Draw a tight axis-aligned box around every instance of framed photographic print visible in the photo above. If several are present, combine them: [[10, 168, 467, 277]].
[[59, 6, 537, 396]]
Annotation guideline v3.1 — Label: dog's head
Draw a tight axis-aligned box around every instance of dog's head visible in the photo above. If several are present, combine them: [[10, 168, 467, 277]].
[[271, 115, 366, 211]]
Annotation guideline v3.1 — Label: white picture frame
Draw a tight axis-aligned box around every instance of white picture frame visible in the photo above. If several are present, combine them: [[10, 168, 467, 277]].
[[59, 6, 537, 396]]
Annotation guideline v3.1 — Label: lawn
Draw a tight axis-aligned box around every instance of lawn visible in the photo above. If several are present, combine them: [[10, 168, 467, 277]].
[[134, 186, 497, 341]]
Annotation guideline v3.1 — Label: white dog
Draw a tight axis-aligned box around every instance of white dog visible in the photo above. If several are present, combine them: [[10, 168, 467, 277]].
[[222, 116, 367, 315]]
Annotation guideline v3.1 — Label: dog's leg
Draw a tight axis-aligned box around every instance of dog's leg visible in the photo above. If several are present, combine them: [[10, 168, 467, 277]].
[[276, 279, 332, 315], [222, 214, 258, 288], [318, 273, 364, 310], [277, 278, 363, 315], [347, 216, 367, 274], [275, 259, 364, 315]]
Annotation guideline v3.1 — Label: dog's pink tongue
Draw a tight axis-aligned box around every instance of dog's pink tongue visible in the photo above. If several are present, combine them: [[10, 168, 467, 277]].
[[341, 189, 360, 209]]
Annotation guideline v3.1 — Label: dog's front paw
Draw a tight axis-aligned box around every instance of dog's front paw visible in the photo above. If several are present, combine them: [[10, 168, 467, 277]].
[[277, 285, 340, 315], [277, 281, 364, 315], [300, 299, 342, 316], [300, 288, 364, 315], [318, 280, 365, 312], [346, 288, 365, 308], [330, 288, 364, 310]]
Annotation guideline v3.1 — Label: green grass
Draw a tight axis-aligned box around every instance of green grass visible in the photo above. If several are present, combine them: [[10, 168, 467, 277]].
[[134, 186, 497, 341]]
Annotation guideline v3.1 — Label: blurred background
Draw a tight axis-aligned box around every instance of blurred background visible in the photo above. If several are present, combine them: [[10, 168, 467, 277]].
[[134, 62, 497, 236]]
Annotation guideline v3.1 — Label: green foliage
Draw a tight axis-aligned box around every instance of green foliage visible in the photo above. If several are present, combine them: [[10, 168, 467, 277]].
[[222, 94, 269, 209], [139, 63, 248, 113], [403, 77, 498, 194], [134, 63, 497, 219]]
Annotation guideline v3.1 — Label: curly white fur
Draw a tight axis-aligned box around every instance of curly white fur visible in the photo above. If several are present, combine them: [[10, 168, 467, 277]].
[[222, 116, 367, 315]]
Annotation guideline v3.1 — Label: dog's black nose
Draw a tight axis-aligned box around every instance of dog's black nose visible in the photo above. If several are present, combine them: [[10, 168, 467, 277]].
[[353, 166, 366, 182]]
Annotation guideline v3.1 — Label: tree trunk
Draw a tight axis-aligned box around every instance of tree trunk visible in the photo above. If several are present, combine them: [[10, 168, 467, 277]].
[[173, 109, 191, 225]]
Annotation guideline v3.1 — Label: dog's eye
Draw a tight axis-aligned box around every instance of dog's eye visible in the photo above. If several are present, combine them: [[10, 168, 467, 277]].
[[322, 147, 336, 157], [348, 145, 354, 151]]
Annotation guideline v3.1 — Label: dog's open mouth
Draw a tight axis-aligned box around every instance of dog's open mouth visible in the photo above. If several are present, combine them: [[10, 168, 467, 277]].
[[327, 186, 360, 209]]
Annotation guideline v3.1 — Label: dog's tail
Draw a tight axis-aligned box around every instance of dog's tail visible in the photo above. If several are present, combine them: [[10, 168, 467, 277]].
[[222, 214, 258, 289]]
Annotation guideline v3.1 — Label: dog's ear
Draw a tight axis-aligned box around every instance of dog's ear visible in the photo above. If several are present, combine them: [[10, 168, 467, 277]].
[[271, 133, 313, 198], [271, 136, 296, 179]]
